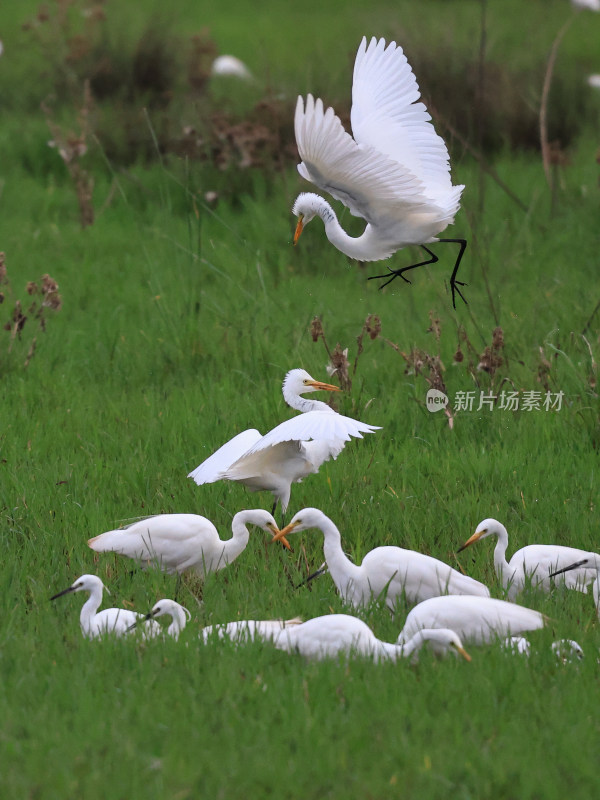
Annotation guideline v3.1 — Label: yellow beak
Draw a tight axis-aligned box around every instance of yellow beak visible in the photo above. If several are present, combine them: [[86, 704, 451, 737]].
[[293, 216, 304, 245], [307, 380, 341, 393], [270, 519, 301, 545], [457, 646, 472, 662], [457, 529, 486, 553]]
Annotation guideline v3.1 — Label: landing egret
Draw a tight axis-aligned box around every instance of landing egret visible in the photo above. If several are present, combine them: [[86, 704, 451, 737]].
[[88, 509, 286, 577], [458, 518, 598, 600], [292, 36, 467, 307], [189, 369, 380, 516], [50, 574, 161, 640], [548, 555, 600, 617], [397, 595, 546, 646], [201, 617, 303, 643], [129, 599, 191, 641], [271, 508, 490, 609], [272, 614, 471, 663]]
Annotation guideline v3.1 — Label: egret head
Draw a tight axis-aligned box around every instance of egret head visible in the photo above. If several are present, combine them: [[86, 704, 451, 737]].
[[50, 574, 106, 601], [457, 518, 504, 553], [269, 507, 325, 545], [292, 193, 321, 243], [283, 369, 341, 398], [417, 628, 472, 661]]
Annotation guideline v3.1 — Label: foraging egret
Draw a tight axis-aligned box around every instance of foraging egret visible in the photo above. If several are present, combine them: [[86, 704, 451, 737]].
[[88, 509, 286, 577], [129, 599, 191, 641], [273, 614, 471, 663], [548, 554, 600, 617], [189, 369, 380, 516], [201, 617, 303, 643], [458, 518, 598, 600], [50, 574, 161, 640], [396, 595, 546, 646], [271, 508, 490, 609], [292, 36, 467, 307]]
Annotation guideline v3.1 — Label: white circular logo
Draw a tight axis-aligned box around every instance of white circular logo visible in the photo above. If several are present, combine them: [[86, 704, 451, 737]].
[[426, 389, 449, 412]]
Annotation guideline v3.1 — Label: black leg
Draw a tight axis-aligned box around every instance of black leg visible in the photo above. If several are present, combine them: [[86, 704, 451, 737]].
[[295, 564, 328, 589], [368, 239, 468, 309]]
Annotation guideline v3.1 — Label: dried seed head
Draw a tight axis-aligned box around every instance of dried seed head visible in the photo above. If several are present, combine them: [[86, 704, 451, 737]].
[[365, 314, 381, 340], [453, 347, 464, 363], [310, 316, 324, 342], [26, 281, 38, 295]]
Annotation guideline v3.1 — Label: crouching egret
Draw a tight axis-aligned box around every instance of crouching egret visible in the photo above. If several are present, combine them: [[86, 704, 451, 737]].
[[201, 617, 303, 643], [189, 369, 380, 516], [272, 614, 471, 663], [88, 509, 287, 578], [396, 595, 546, 646], [458, 518, 599, 600], [128, 599, 191, 640], [50, 574, 161, 640], [271, 508, 490, 610], [292, 36, 467, 308]]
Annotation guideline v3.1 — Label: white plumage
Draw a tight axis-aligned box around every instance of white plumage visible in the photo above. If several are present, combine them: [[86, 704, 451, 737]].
[[272, 614, 471, 663], [133, 599, 191, 641], [201, 617, 303, 643], [189, 369, 380, 514], [292, 36, 467, 306], [272, 508, 490, 609], [397, 595, 546, 646], [458, 518, 598, 600], [50, 574, 161, 640], [88, 510, 283, 577]]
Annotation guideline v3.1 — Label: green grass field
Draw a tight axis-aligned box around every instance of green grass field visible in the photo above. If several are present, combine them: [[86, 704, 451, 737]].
[[1, 1, 599, 797]]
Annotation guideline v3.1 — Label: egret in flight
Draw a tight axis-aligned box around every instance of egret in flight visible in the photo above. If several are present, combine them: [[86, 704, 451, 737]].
[[50, 574, 161, 640], [292, 36, 467, 307], [457, 518, 598, 600], [201, 617, 303, 643], [189, 369, 380, 516], [88, 510, 287, 578], [272, 614, 471, 663], [271, 508, 490, 609], [129, 599, 191, 641], [397, 595, 546, 646]]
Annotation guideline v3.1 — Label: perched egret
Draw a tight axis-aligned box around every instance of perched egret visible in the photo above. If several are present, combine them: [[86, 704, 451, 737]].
[[272, 614, 471, 663], [271, 508, 490, 609], [397, 595, 546, 646], [189, 369, 380, 516], [129, 599, 191, 641], [50, 574, 161, 640], [88, 510, 286, 577], [292, 36, 467, 307], [201, 617, 303, 643], [457, 518, 598, 600]]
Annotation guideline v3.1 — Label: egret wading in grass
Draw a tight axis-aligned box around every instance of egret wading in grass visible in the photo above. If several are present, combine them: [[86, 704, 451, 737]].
[[189, 369, 380, 517], [396, 595, 546, 646], [201, 617, 303, 643], [88, 511, 288, 596], [272, 614, 471, 663], [458, 518, 599, 600], [271, 508, 490, 609], [292, 36, 467, 308], [50, 574, 161, 640], [129, 599, 191, 641]]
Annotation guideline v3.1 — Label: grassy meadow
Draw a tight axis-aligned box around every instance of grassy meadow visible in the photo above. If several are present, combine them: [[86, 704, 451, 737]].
[[0, 0, 599, 797]]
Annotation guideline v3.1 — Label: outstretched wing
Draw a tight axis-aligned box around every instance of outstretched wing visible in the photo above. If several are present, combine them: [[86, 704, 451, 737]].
[[245, 410, 380, 455], [351, 37, 456, 198], [188, 429, 263, 485], [295, 93, 431, 227]]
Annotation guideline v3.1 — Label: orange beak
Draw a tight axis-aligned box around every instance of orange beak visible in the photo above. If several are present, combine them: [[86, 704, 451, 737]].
[[293, 216, 304, 245], [270, 519, 301, 545], [457, 646, 472, 662], [307, 379, 341, 393], [268, 525, 291, 550], [457, 529, 486, 553]]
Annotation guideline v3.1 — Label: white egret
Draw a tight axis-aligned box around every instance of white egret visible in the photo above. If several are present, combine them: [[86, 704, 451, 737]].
[[188, 369, 380, 516], [458, 518, 598, 600], [272, 614, 471, 663], [201, 617, 303, 643], [50, 574, 161, 640], [88, 509, 287, 577], [129, 599, 191, 641], [271, 508, 490, 609], [548, 554, 600, 617], [292, 36, 467, 307], [397, 595, 546, 646]]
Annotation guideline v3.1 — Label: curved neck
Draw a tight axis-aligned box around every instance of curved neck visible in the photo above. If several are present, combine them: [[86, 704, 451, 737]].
[[491, 525, 512, 588], [167, 608, 188, 640], [79, 586, 103, 630], [301, 193, 372, 260], [225, 512, 253, 561], [283, 384, 332, 414], [318, 517, 363, 596]]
